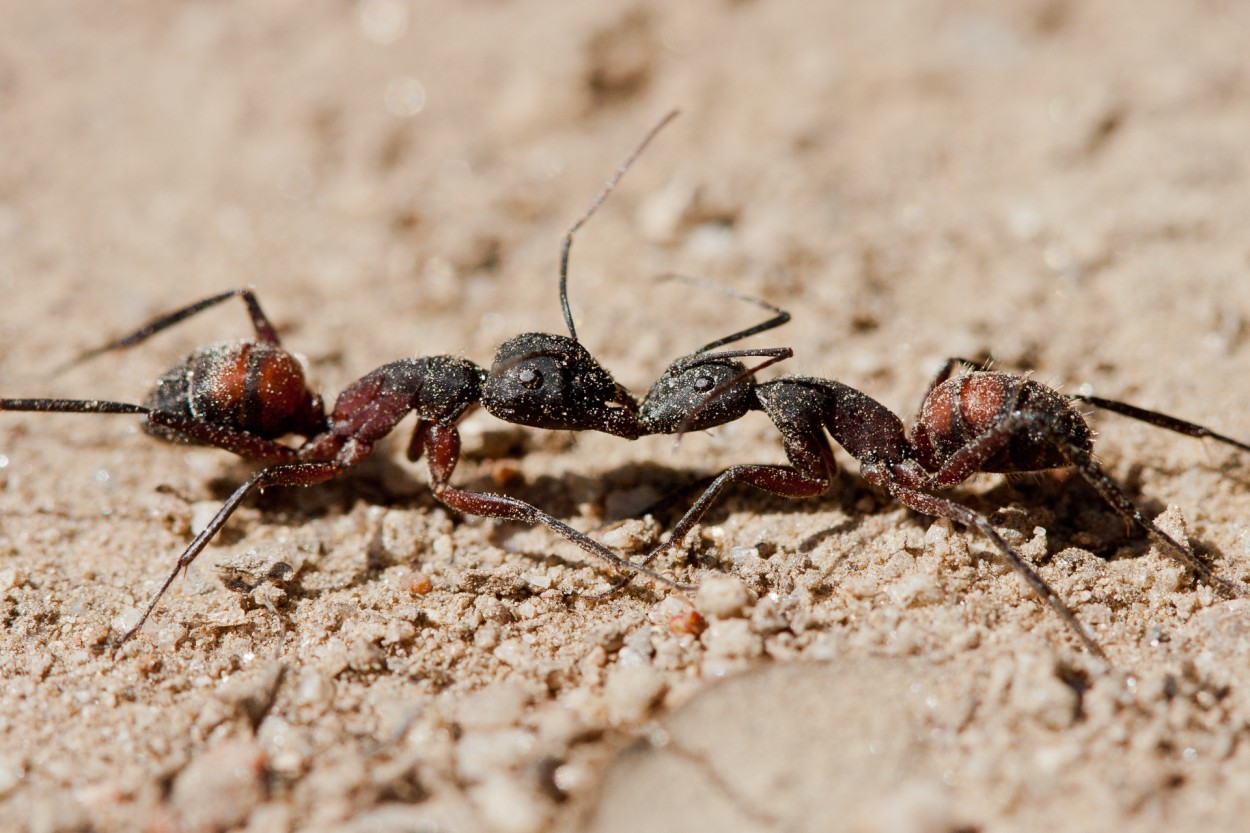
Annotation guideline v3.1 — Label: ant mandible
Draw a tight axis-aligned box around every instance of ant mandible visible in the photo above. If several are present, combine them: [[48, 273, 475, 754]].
[[621, 341, 1250, 660], [0, 114, 701, 644]]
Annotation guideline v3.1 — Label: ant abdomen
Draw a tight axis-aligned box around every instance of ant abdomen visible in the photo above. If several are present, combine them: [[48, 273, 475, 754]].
[[912, 372, 1091, 473], [145, 340, 326, 444]]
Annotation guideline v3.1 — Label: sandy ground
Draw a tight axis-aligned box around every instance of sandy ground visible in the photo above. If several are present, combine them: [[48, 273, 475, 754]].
[[5, 1, 1250, 831]]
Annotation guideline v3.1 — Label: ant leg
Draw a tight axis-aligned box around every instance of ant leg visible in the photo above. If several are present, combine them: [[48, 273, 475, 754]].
[[918, 411, 1041, 491], [647, 465, 828, 562], [0, 398, 303, 464], [1056, 441, 1245, 597], [596, 465, 820, 599], [416, 421, 691, 590], [143, 411, 303, 464], [868, 465, 1107, 661], [926, 410, 1239, 596], [0, 398, 149, 416], [117, 460, 345, 644], [61, 288, 281, 371], [1070, 395, 1250, 456], [628, 423, 836, 575]]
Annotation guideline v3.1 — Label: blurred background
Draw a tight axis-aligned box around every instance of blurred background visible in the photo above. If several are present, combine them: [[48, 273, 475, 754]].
[[4, 1, 1250, 830]]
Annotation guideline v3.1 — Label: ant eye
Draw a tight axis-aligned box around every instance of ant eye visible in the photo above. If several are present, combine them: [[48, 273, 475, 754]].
[[693, 375, 715, 392], [518, 368, 543, 390]]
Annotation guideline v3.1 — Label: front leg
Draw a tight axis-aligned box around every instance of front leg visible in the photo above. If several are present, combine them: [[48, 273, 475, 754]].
[[416, 421, 689, 589], [647, 464, 827, 564], [610, 426, 837, 595]]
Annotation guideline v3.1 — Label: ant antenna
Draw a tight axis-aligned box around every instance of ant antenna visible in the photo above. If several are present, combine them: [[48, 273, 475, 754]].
[[659, 273, 792, 354], [559, 110, 681, 342]]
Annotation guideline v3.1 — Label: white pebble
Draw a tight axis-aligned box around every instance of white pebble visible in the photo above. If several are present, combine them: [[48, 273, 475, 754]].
[[703, 619, 764, 660], [695, 575, 751, 618], [471, 774, 551, 833], [605, 665, 668, 725], [455, 682, 531, 732], [455, 729, 536, 782], [170, 739, 266, 832]]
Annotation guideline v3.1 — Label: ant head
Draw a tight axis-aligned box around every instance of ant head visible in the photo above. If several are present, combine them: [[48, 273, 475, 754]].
[[639, 354, 758, 435], [481, 333, 641, 439]]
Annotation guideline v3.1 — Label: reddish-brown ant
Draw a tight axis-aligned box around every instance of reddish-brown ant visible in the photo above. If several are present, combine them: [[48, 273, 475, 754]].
[[0, 114, 702, 644], [621, 346, 1250, 660]]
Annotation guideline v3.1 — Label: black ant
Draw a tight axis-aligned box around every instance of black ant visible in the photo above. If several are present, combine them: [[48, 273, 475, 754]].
[[618, 345, 1250, 660], [0, 113, 703, 644]]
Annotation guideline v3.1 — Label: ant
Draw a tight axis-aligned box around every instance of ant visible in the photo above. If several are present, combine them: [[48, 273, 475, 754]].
[[0, 113, 706, 644], [617, 341, 1250, 660]]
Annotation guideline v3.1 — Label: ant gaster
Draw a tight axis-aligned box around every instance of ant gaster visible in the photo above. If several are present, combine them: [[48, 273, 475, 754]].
[[0, 114, 706, 644], [626, 346, 1250, 660]]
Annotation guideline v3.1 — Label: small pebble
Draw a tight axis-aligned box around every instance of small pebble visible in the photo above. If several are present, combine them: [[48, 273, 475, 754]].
[[171, 739, 267, 833], [400, 570, 433, 594], [471, 773, 551, 833], [600, 517, 659, 552], [695, 575, 751, 618], [0, 755, 25, 799], [668, 609, 707, 636], [456, 729, 537, 782], [455, 682, 531, 732], [885, 572, 944, 609], [605, 665, 668, 725], [703, 618, 764, 660]]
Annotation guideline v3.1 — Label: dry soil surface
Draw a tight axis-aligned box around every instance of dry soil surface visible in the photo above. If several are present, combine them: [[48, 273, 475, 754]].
[[5, 2, 1250, 832]]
